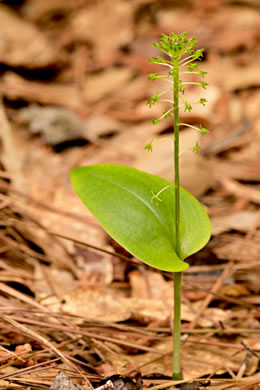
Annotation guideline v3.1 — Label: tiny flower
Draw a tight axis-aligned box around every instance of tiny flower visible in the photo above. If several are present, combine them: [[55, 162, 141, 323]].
[[194, 49, 204, 60], [184, 101, 192, 112], [147, 73, 160, 81], [199, 81, 208, 89], [188, 64, 198, 72], [191, 142, 200, 154], [199, 98, 208, 106], [179, 81, 185, 94], [144, 140, 153, 152], [200, 124, 209, 135], [147, 94, 159, 107], [199, 69, 207, 78], [163, 109, 172, 118], [149, 56, 168, 64]]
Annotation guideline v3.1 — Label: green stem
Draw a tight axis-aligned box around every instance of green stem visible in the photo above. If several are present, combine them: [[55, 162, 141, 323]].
[[173, 62, 180, 256], [173, 272, 182, 380], [172, 59, 182, 380]]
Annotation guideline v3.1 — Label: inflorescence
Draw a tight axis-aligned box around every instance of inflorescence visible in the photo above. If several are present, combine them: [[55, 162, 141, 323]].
[[145, 32, 209, 153]]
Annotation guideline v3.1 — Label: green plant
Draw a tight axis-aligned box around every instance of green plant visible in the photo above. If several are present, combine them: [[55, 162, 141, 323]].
[[71, 32, 211, 380]]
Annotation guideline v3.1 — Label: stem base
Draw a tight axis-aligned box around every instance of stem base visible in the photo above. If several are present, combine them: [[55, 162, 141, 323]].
[[173, 271, 182, 380]]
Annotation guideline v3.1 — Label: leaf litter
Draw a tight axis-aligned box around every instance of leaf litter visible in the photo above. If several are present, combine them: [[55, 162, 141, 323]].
[[0, 0, 260, 389]]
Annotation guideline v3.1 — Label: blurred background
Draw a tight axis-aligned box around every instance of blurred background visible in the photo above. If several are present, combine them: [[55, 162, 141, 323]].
[[1, 0, 260, 244], [0, 0, 260, 384]]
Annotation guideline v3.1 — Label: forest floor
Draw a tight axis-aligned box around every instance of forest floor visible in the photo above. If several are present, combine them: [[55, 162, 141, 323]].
[[0, 0, 260, 389]]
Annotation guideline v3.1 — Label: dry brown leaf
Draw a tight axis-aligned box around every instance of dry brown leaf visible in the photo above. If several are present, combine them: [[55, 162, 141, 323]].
[[212, 235, 260, 262], [221, 178, 260, 205], [0, 5, 61, 67], [213, 5, 260, 53], [240, 341, 260, 377], [211, 211, 260, 236], [129, 270, 170, 300], [70, 0, 134, 64], [113, 76, 148, 102], [56, 285, 230, 328], [214, 160, 260, 182], [220, 283, 250, 297], [157, 8, 198, 34], [242, 295, 260, 305], [183, 304, 230, 327], [234, 267, 260, 293], [61, 288, 131, 323], [50, 371, 85, 390], [182, 289, 208, 302], [86, 114, 125, 138], [0, 103, 25, 191], [0, 72, 83, 112], [83, 67, 134, 103], [101, 337, 249, 379], [244, 91, 260, 122], [0, 343, 31, 363], [230, 380, 260, 390], [60, 288, 169, 323], [77, 248, 113, 287], [214, 27, 259, 53], [34, 263, 77, 300], [33, 263, 54, 299], [213, 5, 259, 34], [97, 362, 117, 377], [224, 64, 260, 91], [206, 63, 260, 92], [18, 105, 91, 145], [22, 0, 78, 21]]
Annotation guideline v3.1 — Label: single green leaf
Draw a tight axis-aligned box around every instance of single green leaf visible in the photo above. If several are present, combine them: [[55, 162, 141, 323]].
[[71, 164, 211, 272]]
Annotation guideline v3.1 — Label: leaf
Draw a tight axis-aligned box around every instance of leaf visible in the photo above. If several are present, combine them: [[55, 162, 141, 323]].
[[71, 164, 211, 272]]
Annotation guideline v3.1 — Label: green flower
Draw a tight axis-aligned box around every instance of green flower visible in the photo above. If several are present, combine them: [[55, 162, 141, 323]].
[[147, 94, 159, 107], [144, 140, 153, 152], [147, 73, 160, 81], [188, 64, 198, 72], [199, 81, 208, 89], [184, 101, 192, 112], [191, 142, 200, 154], [200, 124, 209, 135], [199, 98, 208, 106]]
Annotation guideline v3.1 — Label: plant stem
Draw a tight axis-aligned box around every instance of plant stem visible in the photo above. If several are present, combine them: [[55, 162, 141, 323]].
[[173, 61, 180, 256], [173, 271, 182, 379], [172, 59, 182, 380]]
